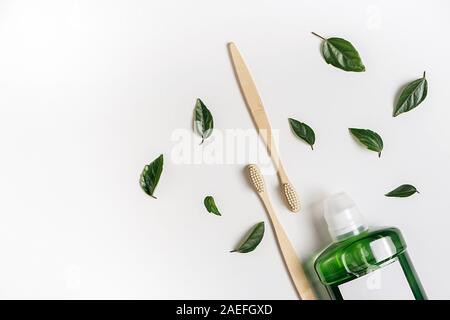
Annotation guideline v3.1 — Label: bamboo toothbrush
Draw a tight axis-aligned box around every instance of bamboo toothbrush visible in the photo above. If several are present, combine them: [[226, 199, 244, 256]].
[[247, 164, 316, 300], [228, 43, 300, 213]]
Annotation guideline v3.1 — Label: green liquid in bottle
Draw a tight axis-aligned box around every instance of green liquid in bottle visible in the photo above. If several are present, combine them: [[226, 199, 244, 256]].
[[314, 193, 427, 300]]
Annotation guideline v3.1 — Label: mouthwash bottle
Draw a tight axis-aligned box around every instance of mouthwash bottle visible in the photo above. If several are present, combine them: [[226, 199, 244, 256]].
[[314, 192, 427, 300]]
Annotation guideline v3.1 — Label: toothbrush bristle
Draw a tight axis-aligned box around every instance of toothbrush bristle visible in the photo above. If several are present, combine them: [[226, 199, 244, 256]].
[[284, 183, 300, 212], [247, 165, 265, 193]]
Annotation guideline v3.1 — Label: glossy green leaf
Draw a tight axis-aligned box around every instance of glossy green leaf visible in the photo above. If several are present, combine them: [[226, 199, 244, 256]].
[[203, 196, 221, 216], [393, 72, 428, 117], [288, 118, 316, 150], [349, 128, 383, 157], [312, 32, 365, 72], [231, 222, 265, 253], [385, 184, 419, 198], [194, 98, 214, 145], [140, 154, 164, 198]]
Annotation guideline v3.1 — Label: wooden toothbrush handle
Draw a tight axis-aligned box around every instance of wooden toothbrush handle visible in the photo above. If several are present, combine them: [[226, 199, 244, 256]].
[[261, 194, 316, 300]]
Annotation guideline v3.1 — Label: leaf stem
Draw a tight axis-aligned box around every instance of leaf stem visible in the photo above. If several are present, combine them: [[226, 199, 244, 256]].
[[423, 71, 426, 78], [311, 32, 326, 40], [150, 194, 157, 199], [310, 145, 314, 151], [378, 152, 381, 158], [230, 250, 237, 253]]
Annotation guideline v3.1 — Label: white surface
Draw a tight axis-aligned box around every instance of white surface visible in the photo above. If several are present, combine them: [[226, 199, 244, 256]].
[[0, 0, 448, 299]]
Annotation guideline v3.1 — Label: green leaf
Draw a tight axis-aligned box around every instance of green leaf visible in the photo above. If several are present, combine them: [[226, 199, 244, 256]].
[[393, 72, 428, 117], [203, 196, 221, 216], [288, 118, 316, 150], [140, 154, 164, 198], [385, 184, 419, 198], [312, 32, 365, 72], [231, 222, 265, 253], [349, 128, 384, 157], [194, 98, 214, 145]]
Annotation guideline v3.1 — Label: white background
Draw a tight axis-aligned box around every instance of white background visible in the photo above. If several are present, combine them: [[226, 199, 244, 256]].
[[0, 0, 448, 299]]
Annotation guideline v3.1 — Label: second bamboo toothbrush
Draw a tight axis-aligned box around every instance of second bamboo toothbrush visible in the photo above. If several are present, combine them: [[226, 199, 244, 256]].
[[229, 42, 300, 213], [247, 164, 316, 300]]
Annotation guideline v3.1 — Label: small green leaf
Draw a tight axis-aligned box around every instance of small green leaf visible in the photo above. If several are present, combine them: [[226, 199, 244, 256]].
[[349, 128, 384, 157], [385, 184, 419, 198], [194, 98, 214, 145], [312, 32, 365, 72], [393, 72, 428, 117], [140, 154, 164, 198], [204, 196, 221, 216], [288, 118, 316, 150], [231, 222, 265, 253]]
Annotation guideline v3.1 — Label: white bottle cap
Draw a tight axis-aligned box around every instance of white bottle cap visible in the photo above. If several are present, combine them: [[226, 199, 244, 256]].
[[324, 192, 368, 240]]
